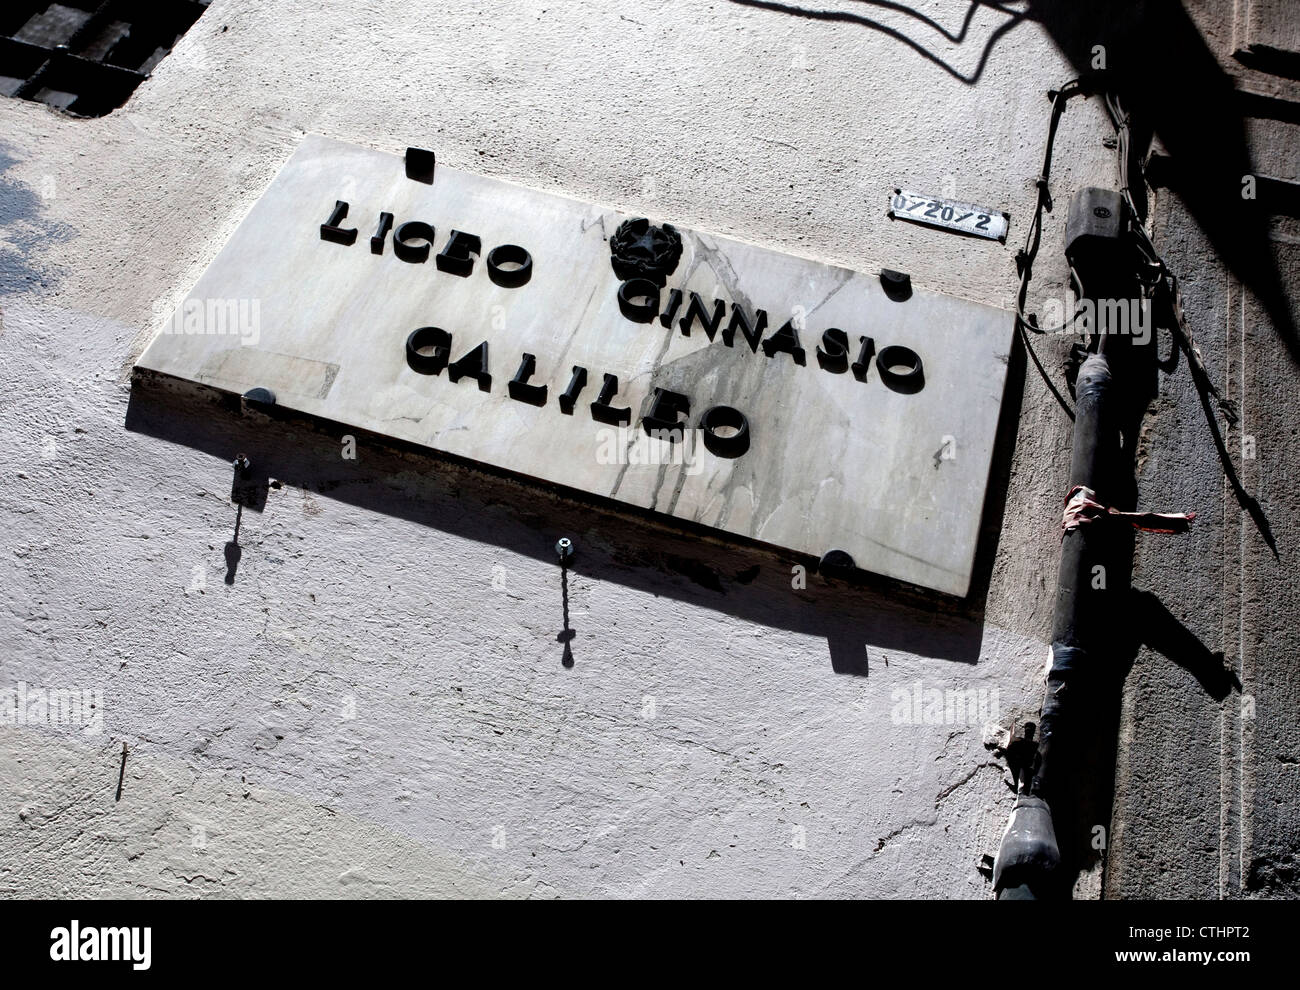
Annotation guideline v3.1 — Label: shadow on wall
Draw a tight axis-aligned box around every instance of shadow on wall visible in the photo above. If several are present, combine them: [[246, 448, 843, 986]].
[[1027, 0, 1293, 893], [1030, 0, 1298, 365], [726, 0, 1298, 365], [125, 376, 1002, 675], [116, 4, 1057, 680], [725, 0, 1032, 84], [0, 144, 76, 296], [720, 0, 1279, 891]]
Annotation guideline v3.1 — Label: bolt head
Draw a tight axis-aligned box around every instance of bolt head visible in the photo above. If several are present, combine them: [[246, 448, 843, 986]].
[[555, 537, 575, 563]]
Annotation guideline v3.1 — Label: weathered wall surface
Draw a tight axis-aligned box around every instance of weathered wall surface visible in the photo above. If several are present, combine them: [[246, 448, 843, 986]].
[[0, 0, 1290, 898], [1105, 0, 1300, 899]]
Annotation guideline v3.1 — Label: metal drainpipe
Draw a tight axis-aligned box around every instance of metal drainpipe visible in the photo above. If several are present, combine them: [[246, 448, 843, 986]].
[[994, 187, 1131, 900]]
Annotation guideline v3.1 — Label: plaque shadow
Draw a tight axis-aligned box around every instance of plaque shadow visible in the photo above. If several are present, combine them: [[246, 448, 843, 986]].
[[125, 364, 1023, 674]]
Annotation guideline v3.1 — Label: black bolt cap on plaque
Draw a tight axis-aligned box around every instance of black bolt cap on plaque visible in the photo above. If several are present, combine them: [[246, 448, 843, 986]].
[[880, 268, 912, 301], [818, 549, 857, 579], [242, 387, 277, 406], [609, 218, 683, 287], [405, 147, 435, 184]]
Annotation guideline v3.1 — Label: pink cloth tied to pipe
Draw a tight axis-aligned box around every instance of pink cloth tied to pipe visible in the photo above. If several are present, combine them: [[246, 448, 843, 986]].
[[1061, 485, 1196, 538]]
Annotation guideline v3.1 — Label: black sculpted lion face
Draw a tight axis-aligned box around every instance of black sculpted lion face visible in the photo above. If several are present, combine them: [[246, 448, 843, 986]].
[[609, 217, 683, 287]]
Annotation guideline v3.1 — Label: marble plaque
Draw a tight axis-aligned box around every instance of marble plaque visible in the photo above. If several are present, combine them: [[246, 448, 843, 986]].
[[135, 136, 1014, 596]]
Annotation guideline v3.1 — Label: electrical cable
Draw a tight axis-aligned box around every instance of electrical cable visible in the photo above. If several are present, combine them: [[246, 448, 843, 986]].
[[1014, 78, 1090, 420], [1014, 74, 1244, 436], [1103, 89, 1240, 427]]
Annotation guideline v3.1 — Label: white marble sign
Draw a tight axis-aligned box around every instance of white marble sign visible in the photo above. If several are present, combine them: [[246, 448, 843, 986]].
[[136, 136, 1014, 596]]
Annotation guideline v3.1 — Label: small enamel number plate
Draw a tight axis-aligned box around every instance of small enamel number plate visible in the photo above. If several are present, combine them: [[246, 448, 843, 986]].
[[889, 189, 1009, 241]]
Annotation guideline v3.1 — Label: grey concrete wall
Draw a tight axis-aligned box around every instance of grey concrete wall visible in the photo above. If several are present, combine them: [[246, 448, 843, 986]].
[[0, 0, 1291, 898], [1106, 0, 1300, 899]]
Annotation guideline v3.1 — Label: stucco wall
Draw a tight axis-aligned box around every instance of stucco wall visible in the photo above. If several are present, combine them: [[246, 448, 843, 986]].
[[1105, 0, 1300, 898], [0, 0, 1289, 898]]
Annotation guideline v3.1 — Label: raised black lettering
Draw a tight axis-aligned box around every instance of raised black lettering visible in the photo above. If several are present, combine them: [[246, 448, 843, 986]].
[[852, 335, 876, 381], [393, 221, 435, 263], [405, 326, 451, 375], [437, 230, 482, 277], [447, 340, 491, 391], [558, 366, 588, 415], [642, 388, 690, 442], [876, 345, 925, 393], [722, 305, 768, 353], [678, 293, 726, 340], [816, 328, 850, 373], [370, 212, 394, 254], [760, 320, 806, 365], [486, 244, 533, 287], [507, 353, 547, 406], [699, 405, 750, 458], [320, 200, 357, 245], [659, 288, 683, 329], [618, 279, 661, 323], [591, 373, 631, 426]]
